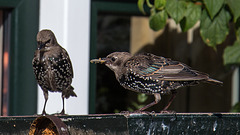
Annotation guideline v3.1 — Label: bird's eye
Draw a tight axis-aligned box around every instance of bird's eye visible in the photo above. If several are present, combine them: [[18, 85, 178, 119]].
[[111, 57, 116, 61], [46, 39, 51, 44]]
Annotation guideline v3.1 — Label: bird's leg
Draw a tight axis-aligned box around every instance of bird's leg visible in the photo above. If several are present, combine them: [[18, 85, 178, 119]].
[[162, 90, 177, 111], [60, 95, 65, 115], [138, 93, 161, 111], [42, 91, 48, 115]]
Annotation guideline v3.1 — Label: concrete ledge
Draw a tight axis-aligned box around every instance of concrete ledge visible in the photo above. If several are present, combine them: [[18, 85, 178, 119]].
[[0, 113, 240, 134]]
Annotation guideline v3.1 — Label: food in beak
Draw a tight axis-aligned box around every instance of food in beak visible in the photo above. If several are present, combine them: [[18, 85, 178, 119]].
[[90, 58, 106, 64]]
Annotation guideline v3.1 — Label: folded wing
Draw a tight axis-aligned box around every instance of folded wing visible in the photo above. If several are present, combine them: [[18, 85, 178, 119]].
[[125, 53, 214, 82]]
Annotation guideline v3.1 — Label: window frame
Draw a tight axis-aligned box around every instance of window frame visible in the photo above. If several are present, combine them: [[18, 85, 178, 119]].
[[89, 1, 142, 114], [0, 0, 39, 115]]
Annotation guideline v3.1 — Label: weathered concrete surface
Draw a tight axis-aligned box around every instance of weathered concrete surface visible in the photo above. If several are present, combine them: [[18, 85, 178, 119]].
[[0, 113, 240, 134]]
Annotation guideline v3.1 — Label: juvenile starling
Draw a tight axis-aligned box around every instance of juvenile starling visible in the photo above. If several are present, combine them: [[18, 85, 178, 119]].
[[32, 29, 77, 115], [90, 52, 222, 112]]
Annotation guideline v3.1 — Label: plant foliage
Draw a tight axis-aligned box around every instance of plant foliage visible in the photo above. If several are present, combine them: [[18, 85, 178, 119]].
[[137, 0, 240, 65]]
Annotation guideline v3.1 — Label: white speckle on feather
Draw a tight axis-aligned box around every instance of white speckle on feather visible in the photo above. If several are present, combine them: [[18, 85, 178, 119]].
[[61, 127, 67, 132]]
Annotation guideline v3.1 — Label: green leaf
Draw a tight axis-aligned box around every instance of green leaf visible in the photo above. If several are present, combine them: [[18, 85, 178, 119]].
[[131, 102, 145, 110], [223, 40, 240, 65], [231, 102, 240, 112], [149, 10, 168, 31], [146, 0, 153, 8], [227, 0, 240, 22], [203, 0, 224, 19], [180, 2, 201, 32], [127, 107, 134, 112], [200, 8, 231, 48], [236, 18, 240, 29], [154, 0, 166, 10], [137, 93, 148, 103], [138, 0, 146, 14], [114, 109, 120, 113], [166, 0, 187, 23]]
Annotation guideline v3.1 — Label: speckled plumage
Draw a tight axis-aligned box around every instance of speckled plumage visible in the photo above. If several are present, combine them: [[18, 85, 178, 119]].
[[32, 29, 77, 115], [90, 52, 222, 111]]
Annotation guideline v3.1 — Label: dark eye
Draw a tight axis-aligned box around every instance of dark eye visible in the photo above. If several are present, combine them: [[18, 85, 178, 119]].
[[111, 57, 116, 61], [46, 39, 51, 44]]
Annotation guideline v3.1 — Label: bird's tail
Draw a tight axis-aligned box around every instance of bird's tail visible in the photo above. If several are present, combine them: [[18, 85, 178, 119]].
[[205, 78, 223, 86], [64, 85, 77, 99]]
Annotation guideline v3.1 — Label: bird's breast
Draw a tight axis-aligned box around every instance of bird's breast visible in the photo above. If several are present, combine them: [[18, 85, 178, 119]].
[[118, 72, 172, 94]]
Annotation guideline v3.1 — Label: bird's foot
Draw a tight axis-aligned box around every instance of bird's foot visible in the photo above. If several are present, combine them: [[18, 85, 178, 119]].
[[118, 111, 134, 116], [60, 110, 65, 115], [119, 110, 131, 114], [51, 112, 67, 116], [119, 110, 144, 114], [47, 109, 67, 116], [58, 109, 67, 116], [118, 110, 155, 116], [52, 110, 67, 116], [160, 110, 176, 114], [133, 110, 155, 115], [41, 110, 48, 116]]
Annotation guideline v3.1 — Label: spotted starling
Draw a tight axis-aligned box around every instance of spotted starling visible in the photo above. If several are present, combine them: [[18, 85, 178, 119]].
[[32, 29, 77, 115], [90, 52, 222, 112]]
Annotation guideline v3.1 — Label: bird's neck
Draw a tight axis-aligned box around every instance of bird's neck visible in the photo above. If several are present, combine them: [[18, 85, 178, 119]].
[[114, 67, 126, 82]]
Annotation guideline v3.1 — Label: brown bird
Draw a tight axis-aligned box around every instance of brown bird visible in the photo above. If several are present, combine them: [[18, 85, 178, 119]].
[[90, 52, 222, 112], [32, 29, 77, 115]]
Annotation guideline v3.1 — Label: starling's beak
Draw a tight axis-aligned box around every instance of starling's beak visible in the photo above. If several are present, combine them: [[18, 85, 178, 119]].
[[40, 43, 45, 49], [90, 58, 106, 64], [38, 42, 45, 50]]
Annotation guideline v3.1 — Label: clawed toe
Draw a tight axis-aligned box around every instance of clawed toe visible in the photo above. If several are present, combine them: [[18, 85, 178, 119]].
[[41, 110, 48, 116], [118, 110, 155, 115], [160, 110, 176, 114]]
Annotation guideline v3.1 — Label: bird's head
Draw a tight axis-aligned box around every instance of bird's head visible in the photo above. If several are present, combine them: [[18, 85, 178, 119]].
[[36, 29, 58, 50], [90, 52, 132, 72]]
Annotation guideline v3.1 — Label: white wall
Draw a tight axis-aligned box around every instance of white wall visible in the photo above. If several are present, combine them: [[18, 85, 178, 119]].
[[38, 0, 90, 114]]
